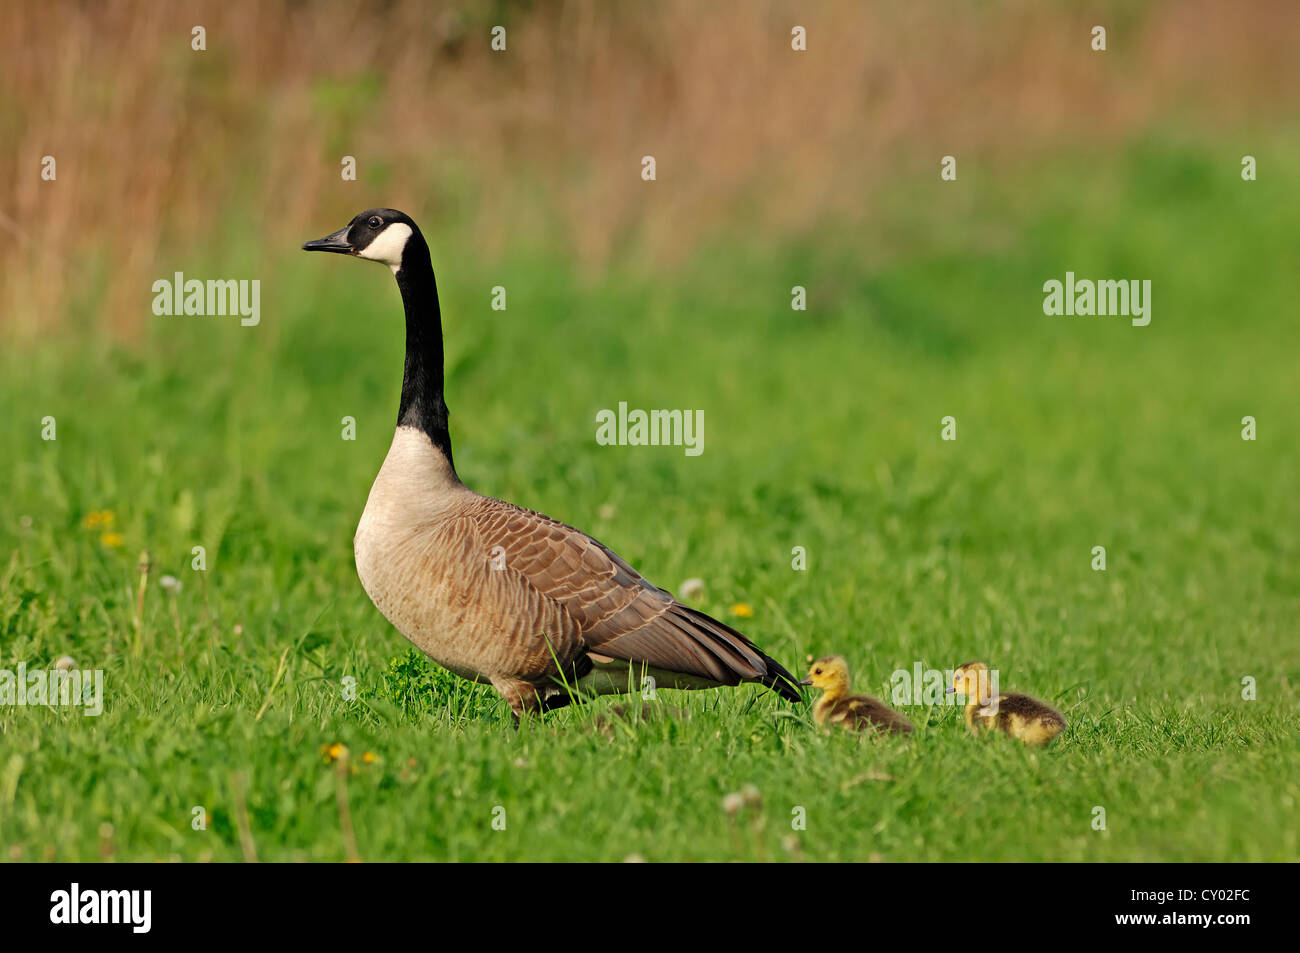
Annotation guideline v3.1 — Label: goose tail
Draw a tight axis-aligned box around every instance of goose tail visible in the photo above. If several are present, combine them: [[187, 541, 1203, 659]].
[[758, 653, 804, 703], [669, 604, 803, 703]]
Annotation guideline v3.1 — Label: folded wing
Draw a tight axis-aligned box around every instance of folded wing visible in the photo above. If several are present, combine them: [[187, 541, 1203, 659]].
[[470, 501, 800, 699]]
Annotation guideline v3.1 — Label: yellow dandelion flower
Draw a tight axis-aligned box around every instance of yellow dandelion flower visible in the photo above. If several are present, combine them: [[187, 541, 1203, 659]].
[[322, 742, 348, 763], [100, 532, 125, 548], [83, 510, 115, 530], [361, 751, 378, 765], [730, 603, 754, 618]]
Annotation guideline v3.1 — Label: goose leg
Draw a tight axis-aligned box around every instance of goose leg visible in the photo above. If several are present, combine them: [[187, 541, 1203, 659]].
[[491, 676, 543, 726], [540, 691, 581, 713]]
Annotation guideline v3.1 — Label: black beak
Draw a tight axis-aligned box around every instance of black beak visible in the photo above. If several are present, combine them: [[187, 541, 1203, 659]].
[[302, 226, 353, 254], [797, 677, 813, 686]]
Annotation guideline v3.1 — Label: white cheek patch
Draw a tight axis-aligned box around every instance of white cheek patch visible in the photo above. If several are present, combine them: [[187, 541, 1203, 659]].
[[357, 222, 413, 271]]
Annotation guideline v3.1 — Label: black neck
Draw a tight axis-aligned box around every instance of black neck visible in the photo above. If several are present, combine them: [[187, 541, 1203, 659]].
[[393, 233, 455, 470]]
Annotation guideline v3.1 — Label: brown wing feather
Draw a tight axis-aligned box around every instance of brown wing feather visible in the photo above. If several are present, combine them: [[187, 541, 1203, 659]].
[[468, 499, 799, 697]]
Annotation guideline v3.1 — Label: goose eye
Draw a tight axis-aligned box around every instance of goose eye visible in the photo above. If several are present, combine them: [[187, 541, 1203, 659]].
[[814, 668, 822, 675], [368, 216, 382, 229]]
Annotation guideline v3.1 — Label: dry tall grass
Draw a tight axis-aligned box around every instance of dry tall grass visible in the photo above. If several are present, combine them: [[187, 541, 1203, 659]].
[[3, 0, 1298, 332]]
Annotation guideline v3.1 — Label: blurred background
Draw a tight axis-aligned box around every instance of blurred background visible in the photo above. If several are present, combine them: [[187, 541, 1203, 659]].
[[4, 0, 1299, 331], [0, 1, 1297, 860]]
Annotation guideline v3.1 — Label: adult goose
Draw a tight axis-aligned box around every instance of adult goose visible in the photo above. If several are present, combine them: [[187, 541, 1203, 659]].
[[303, 209, 801, 721]]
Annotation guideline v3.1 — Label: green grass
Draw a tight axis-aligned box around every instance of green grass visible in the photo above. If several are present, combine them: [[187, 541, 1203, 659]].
[[2, 140, 1298, 861]]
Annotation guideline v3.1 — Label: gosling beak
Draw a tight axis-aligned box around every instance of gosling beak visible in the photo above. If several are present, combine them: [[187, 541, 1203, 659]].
[[302, 226, 354, 254], [945, 686, 956, 694], [797, 677, 813, 686]]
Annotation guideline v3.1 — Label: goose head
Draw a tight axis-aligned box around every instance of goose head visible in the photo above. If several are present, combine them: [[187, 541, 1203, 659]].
[[799, 655, 851, 698], [302, 208, 421, 274], [302, 206, 452, 462], [948, 660, 992, 703]]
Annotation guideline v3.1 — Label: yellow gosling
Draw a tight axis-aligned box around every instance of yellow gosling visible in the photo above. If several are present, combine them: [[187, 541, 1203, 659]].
[[947, 661, 1066, 746], [800, 656, 913, 735]]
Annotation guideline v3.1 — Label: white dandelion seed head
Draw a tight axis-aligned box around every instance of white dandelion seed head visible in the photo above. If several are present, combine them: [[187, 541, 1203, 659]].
[[679, 577, 705, 601]]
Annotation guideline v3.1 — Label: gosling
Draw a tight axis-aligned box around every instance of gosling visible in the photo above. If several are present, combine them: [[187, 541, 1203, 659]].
[[947, 661, 1066, 746], [800, 656, 913, 735]]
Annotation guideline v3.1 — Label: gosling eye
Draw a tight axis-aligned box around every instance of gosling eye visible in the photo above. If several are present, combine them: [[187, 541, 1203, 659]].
[[814, 668, 822, 675], [367, 215, 383, 229]]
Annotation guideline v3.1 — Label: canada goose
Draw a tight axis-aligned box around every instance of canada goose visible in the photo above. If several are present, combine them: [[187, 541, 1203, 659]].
[[798, 656, 913, 735], [303, 209, 801, 721], [946, 661, 1066, 746]]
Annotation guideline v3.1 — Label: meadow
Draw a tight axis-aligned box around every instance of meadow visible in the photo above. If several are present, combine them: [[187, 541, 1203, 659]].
[[1, 1, 1298, 862], [2, 137, 1297, 861]]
